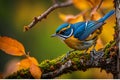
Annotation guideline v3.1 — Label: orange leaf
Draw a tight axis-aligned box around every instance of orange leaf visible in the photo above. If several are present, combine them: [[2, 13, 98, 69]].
[[95, 38, 104, 50], [73, 0, 113, 10], [59, 13, 84, 23], [101, 0, 114, 9], [99, 15, 115, 44], [91, 12, 102, 21], [59, 13, 74, 22], [92, 68, 113, 78], [73, 0, 92, 10], [30, 64, 42, 79], [17, 56, 39, 70], [0, 36, 25, 56]]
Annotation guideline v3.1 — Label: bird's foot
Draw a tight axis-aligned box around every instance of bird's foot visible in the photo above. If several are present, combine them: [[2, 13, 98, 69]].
[[90, 49, 104, 65]]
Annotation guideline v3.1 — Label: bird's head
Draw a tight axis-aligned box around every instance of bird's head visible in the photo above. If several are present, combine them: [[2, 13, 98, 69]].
[[51, 23, 74, 40]]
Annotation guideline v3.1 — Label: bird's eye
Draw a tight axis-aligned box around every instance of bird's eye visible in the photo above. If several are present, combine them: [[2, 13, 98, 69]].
[[60, 30, 65, 34]]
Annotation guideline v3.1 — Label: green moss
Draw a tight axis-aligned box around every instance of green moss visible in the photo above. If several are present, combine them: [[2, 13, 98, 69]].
[[6, 40, 116, 79], [6, 69, 34, 79], [104, 40, 116, 58]]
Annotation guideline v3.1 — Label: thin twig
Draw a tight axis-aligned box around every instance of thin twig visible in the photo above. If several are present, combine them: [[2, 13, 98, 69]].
[[24, 0, 73, 31], [90, 0, 103, 20]]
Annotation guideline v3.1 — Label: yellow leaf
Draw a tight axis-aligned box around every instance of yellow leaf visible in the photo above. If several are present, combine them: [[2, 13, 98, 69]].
[[73, 0, 91, 10], [59, 13, 74, 22], [99, 15, 115, 44], [73, 0, 113, 10], [59, 13, 84, 23], [95, 38, 104, 50], [101, 0, 114, 9], [91, 12, 102, 20], [0, 36, 25, 56], [30, 64, 42, 79], [17, 56, 39, 70], [92, 68, 113, 78], [17, 56, 41, 78]]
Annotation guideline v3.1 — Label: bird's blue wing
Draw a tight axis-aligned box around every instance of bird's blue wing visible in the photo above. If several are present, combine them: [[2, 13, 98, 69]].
[[98, 10, 114, 22], [72, 22, 86, 38], [73, 21, 104, 40], [73, 21, 96, 39], [79, 21, 105, 40], [72, 10, 114, 41], [71, 22, 85, 29]]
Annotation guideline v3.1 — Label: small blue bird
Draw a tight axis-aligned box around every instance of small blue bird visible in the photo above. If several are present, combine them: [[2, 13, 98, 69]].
[[51, 10, 115, 60]]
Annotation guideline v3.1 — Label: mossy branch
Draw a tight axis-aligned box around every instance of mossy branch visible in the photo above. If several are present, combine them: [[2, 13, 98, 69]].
[[0, 0, 117, 79], [6, 40, 118, 79]]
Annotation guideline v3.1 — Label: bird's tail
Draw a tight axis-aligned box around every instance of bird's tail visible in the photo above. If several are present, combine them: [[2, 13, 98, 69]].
[[98, 10, 115, 22]]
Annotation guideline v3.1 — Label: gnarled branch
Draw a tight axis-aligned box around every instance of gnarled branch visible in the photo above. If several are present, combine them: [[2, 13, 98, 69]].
[[6, 41, 118, 79], [6, 0, 118, 79]]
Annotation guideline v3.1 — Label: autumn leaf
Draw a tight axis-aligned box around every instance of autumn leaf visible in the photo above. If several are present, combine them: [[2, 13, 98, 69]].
[[17, 56, 39, 70], [73, 0, 92, 10], [0, 36, 26, 56], [73, 0, 114, 10], [91, 11, 102, 20], [92, 68, 113, 78], [17, 56, 42, 78], [99, 0, 114, 9], [59, 12, 85, 23], [99, 15, 115, 44], [30, 64, 42, 79], [95, 38, 104, 50], [59, 10, 102, 23]]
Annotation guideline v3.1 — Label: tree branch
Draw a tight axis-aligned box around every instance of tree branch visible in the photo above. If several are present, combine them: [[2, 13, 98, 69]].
[[114, 0, 120, 78], [42, 60, 72, 78], [24, 0, 73, 31], [6, 40, 118, 79], [5, 0, 118, 79], [90, 0, 103, 20]]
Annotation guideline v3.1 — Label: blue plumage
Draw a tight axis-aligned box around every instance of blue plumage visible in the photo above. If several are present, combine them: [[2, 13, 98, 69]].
[[56, 23, 69, 33], [52, 10, 115, 61], [73, 10, 115, 40], [78, 21, 104, 40], [98, 10, 115, 22], [52, 10, 115, 51]]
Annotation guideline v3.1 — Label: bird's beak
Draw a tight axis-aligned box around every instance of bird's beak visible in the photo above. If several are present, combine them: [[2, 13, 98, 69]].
[[51, 33, 58, 37]]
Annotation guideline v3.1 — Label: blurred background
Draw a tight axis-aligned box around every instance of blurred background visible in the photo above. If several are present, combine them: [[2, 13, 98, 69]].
[[0, 0, 114, 78]]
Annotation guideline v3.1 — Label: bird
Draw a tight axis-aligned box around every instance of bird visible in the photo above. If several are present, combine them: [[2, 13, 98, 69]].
[[51, 10, 115, 61]]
